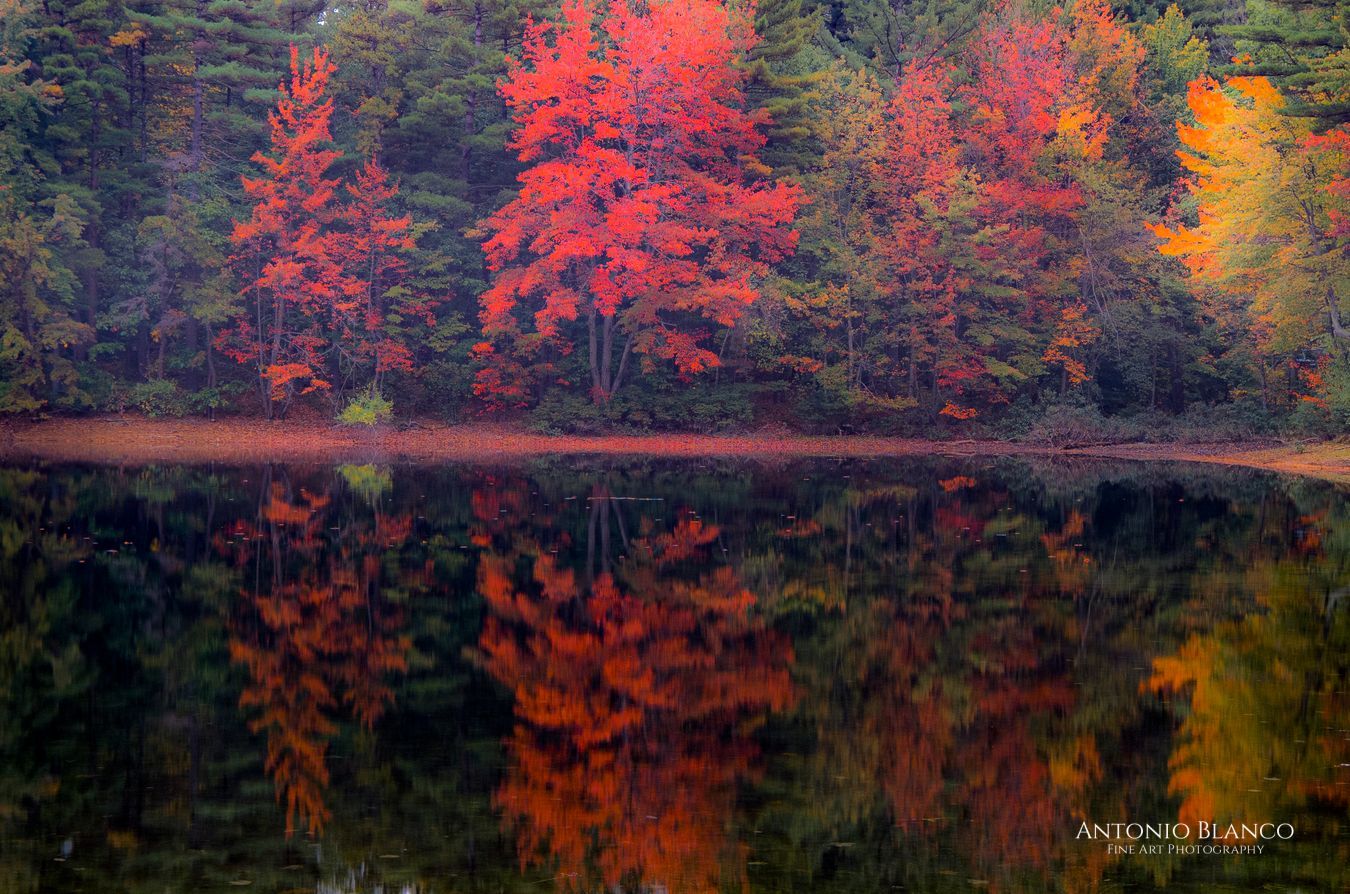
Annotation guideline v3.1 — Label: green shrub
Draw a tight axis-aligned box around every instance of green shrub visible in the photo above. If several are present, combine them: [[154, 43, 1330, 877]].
[[129, 379, 192, 417], [415, 358, 475, 422], [1317, 359, 1350, 433], [1284, 399, 1335, 439], [1164, 399, 1279, 442], [187, 383, 246, 415], [338, 392, 394, 426], [529, 391, 605, 433]]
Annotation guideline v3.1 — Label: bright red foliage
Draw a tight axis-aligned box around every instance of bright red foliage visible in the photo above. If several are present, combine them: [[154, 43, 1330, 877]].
[[473, 0, 802, 405], [877, 62, 971, 413], [332, 158, 438, 397], [221, 46, 345, 418], [220, 47, 433, 417], [1308, 125, 1350, 242], [933, 6, 1112, 415], [955, 13, 1092, 410]]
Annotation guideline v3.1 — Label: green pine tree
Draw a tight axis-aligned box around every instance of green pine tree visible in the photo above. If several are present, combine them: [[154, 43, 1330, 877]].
[[1222, 0, 1349, 125]]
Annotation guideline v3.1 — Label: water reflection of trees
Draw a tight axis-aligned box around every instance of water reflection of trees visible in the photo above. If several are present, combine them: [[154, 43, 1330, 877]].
[[472, 477, 796, 892], [0, 461, 1345, 892], [1147, 502, 1350, 887], [740, 469, 1098, 891], [224, 475, 414, 836], [0, 465, 515, 892], [738, 462, 1350, 893]]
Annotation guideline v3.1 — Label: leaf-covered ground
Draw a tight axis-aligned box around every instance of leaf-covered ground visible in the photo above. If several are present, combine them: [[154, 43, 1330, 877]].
[[3, 418, 1348, 482]]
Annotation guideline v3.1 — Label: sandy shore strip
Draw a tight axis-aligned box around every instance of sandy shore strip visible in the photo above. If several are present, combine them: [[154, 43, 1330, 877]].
[[2, 417, 1348, 482]]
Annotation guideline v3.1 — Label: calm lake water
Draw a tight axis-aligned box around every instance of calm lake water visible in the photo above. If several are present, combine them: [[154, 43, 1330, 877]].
[[1, 458, 1347, 892]]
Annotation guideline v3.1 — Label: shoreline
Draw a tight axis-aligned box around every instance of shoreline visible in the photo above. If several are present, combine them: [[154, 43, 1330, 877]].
[[2, 417, 1349, 482]]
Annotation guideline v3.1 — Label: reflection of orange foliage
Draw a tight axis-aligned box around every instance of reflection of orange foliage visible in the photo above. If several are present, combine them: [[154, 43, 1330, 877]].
[[1148, 634, 1253, 831], [1041, 509, 1093, 596], [961, 674, 1076, 870], [261, 486, 329, 524], [226, 482, 413, 836], [935, 505, 987, 537], [869, 612, 952, 829], [1147, 559, 1350, 839], [1293, 511, 1325, 556], [939, 475, 977, 493], [778, 517, 823, 538], [477, 500, 794, 893]]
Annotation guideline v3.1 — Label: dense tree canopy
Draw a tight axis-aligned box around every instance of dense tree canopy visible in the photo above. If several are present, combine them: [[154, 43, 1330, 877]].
[[0, 0, 1346, 435]]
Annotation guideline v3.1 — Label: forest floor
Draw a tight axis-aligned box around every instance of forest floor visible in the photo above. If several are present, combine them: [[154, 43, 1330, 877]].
[[2, 416, 1349, 482]]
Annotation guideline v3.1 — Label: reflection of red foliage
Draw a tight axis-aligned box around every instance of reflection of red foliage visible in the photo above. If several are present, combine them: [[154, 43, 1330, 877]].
[[477, 498, 794, 892], [872, 611, 952, 829], [958, 647, 1076, 871], [226, 482, 413, 836], [938, 475, 977, 493], [874, 488, 1089, 882]]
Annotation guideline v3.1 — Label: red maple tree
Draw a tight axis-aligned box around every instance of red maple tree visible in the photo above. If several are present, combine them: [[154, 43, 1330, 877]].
[[220, 46, 345, 419], [332, 158, 439, 401], [929, 9, 1110, 417], [472, 0, 802, 406], [876, 62, 972, 417]]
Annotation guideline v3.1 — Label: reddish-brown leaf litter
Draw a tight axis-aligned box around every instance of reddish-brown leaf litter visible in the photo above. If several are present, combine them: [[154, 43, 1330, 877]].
[[4, 417, 1350, 482]]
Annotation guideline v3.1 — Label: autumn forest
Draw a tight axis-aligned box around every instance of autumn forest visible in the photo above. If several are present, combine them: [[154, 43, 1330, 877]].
[[1, 0, 1347, 435]]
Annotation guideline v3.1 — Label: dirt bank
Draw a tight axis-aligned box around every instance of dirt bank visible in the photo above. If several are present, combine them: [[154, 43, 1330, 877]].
[[2, 417, 1347, 482], [1073, 440, 1350, 483]]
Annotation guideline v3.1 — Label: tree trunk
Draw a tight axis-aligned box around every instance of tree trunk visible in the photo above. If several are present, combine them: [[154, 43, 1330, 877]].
[[1258, 357, 1269, 412], [462, 0, 483, 182], [1327, 285, 1350, 341], [81, 221, 100, 361], [139, 44, 149, 163], [588, 311, 634, 404], [205, 321, 217, 420], [845, 292, 855, 388], [588, 308, 601, 400], [156, 324, 168, 379], [184, 317, 200, 390], [601, 313, 614, 398], [268, 287, 284, 419]]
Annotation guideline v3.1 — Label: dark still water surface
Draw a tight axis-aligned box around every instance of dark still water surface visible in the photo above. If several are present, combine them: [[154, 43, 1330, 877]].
[[1, 458, 1347, 893]]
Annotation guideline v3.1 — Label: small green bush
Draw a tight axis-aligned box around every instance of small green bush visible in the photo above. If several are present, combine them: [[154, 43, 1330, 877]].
[[338, 392, 394, 426], [1164, 399, 1278, 442], [529, 392, 605, 433], [187, 383, 246, 415], [129, 379, 192, 417], [1317, 359, 1350, 432]]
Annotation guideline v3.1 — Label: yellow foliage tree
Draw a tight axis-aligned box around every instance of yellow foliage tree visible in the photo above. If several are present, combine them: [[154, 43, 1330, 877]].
[[1149, 76, 1349, 359]]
